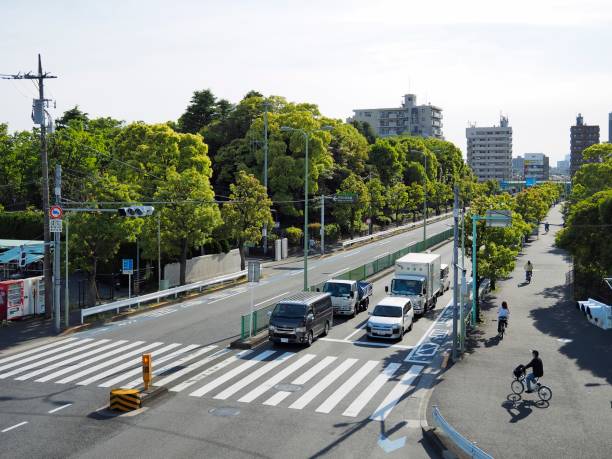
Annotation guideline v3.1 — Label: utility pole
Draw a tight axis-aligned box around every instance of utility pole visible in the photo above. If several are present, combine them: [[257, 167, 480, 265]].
[[320, 195, 325, 255], [1, 54, 57, 318], [53, 165, 62, 333], [262, 102, 269, 255], [157, 214, 161, 290], [423, 153, 427, 242], [452, 184, 459, 361]]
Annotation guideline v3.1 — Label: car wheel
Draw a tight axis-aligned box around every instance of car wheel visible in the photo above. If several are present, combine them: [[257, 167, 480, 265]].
[[408, 321, 413, 332], [322, 321, 330, 337], [305, 331, 313, 347], [399, 327, 404, 340]]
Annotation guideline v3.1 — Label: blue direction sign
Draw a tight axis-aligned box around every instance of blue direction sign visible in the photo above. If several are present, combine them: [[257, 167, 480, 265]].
[[122, 259, 134, 275]]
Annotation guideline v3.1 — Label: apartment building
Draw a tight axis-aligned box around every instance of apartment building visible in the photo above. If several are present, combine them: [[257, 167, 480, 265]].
[[351, 94, 443, 138], [523, 153, 550, 181], [466, 116, 512, 182], [570, 114, 599, 176]]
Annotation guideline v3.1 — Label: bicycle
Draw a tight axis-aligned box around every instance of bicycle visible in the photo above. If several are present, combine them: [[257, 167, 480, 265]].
[[511, 365, 552, 401], [498, 318, 508, 339]]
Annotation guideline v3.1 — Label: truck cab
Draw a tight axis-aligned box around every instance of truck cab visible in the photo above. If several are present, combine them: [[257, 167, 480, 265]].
[[323, 279, 372, 316]]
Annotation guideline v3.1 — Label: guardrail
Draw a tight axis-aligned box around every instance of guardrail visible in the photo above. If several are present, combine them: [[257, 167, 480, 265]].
[[238, 227, 455, 339], [341, 211, 454, 249], [80, 270, 247, 324], [432, 405, 493, 459]]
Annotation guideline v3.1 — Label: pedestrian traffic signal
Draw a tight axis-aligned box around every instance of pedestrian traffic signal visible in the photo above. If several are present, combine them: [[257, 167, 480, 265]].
[[117, 206, 154, 217]]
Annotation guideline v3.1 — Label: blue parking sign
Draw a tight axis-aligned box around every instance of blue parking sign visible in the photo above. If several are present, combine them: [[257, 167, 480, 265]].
[[122, 259, 134, 274]]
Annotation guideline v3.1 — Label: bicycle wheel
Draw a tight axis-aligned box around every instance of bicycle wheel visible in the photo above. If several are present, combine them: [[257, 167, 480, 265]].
[[511, 379, 524, 394], [538, 385, 552, 401]]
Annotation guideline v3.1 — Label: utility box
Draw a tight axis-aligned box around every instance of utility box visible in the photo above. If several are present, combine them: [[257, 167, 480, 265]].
[[275, 239, 282, 261], [281, 238, 288, 259]]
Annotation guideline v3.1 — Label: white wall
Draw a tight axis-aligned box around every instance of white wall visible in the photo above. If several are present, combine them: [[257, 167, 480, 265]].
[[164, 249, 241, 287]]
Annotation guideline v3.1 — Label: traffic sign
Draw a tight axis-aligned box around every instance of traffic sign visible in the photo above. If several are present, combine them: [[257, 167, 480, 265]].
[[485, 210, 512, 228], [122, 259, 134, 275], [49, 205, 63, 219], [333, 193, 357, 203], [49, 219, 62, 233]]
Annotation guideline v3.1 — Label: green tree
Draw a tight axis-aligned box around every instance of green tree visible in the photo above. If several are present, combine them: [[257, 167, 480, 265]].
[[406, 182, 425, 221], [349, 120, 376, 144], [221, 171, 273, 269], [178, 89, 219, 134], [386, 182, 409, 225], [368, 139, 401, 184], [366, 177, 387, 227], [332, 174, 370, 238]]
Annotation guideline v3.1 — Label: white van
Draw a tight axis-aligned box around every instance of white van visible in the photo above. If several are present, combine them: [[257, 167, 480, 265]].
[[366, 297, 414, 340]]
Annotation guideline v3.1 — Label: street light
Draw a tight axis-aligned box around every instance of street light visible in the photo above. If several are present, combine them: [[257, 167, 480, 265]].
[[280, 125, 333, 291]]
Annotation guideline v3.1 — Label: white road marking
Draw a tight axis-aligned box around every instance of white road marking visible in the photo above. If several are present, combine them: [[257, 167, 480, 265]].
[[315, 360, 378, 414], [189, 350, 276, 397], [343, 322, 368, 340], [255, 291, 289, 307], [38, 341, 156, 383], [370, 365, 424, 421], [214, 352, 294, 400], [263, 356, 337, 406], [329, 269, 348, 277], [238, 354, 317, 403], [166, 349, 243, 392], [404, 299, 453, 362], [290, 270, 304, 276], [48, 403, 72, 414], [208, 289, 246, 304], [1, 421, 28, 433], [0, 338, 95, 374], [289, 358, 358, 410], [12, 340, 124, 381], [319, 337, 413, 350], [0, 338, 77, 365], [342, 362, 401, 417], [342, 249, 363, 258], [82, 343, 192, 387]]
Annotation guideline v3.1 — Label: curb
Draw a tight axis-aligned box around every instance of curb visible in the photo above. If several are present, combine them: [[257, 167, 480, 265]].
[[230, 332, 268, 349]]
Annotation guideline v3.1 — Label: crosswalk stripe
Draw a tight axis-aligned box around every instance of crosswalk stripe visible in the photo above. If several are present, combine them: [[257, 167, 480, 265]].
[[158, 348, 233, 390], [214, 352, 294, 400], [189, 350, 276, 398], [78, 343, 191, 387], [315, 360, 379, 414], [0, 338, 95, 374], [14, 340, 127, 381], [263, 356, 337, 407], [120, 344, 209, 388], [342, 362, 401, 417], [370, 365, 424, 421], [0, 339, 106, 379], [0, 338, 78, 365], [238, 354, 317, 403], [36, 341, 151, 383], [289, 358, 358, 410]]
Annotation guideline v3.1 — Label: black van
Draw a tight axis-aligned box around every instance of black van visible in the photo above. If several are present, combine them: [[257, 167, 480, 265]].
[[268, 292, 333, 347]]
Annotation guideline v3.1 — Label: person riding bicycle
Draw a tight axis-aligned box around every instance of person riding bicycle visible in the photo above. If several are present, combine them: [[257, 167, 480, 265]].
[[524, 350, 544, 392], [524, 261, 534, 282], [498, 301, 509, 335], [544, 222, 550, 233]]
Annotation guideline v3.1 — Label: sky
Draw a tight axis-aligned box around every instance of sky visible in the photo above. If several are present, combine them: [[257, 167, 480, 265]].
[[2, 0, 612, 164]]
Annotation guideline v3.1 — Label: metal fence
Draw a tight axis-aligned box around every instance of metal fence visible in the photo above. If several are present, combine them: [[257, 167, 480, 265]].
[[239, 227, 454, 339], [432, 406, 493, 459]]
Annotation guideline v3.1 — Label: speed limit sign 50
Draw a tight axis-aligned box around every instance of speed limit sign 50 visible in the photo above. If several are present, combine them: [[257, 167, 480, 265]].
[[49, 205, 63, 219]]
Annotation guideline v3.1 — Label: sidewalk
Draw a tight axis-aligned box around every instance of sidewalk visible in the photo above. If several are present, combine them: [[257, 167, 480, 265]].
[[428, 204, 612, 459]]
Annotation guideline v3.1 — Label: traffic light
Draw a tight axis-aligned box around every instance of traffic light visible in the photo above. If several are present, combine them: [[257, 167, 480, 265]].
[[19, 245, 27, 268], [117, 206, 154, 217]]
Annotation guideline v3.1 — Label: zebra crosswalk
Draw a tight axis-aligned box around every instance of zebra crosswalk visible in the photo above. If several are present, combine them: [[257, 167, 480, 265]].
[[0, 337, 424, 419]]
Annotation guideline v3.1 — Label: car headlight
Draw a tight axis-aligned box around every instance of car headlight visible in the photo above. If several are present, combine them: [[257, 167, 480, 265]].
[[295, 326, 306, 333], [268, 325, 276, 332]]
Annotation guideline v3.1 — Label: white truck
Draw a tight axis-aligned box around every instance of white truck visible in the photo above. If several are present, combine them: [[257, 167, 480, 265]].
[[322, 279, 373, 316], [385, 252, 441, 316]]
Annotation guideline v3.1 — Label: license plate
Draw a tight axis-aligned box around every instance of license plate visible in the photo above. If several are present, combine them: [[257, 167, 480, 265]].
[[280, 338, 289, 343]]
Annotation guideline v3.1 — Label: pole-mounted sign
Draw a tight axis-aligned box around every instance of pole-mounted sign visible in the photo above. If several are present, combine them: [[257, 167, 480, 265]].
[[333, 193, 357, 203], [49, 205, 63, 219]]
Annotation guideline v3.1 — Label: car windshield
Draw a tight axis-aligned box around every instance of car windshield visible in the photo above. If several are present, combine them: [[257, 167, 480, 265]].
[[323, 282, 351, 297], [272, 303, 307, 318], [391, 279, 422, 296], [372, 305, 402, 318]]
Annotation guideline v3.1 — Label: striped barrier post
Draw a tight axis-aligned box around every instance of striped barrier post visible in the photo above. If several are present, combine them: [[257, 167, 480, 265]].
[[110, 388, 141, 412]]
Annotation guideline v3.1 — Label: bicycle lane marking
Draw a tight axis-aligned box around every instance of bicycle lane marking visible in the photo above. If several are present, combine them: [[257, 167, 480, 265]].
[[404, 299, 453, 365]]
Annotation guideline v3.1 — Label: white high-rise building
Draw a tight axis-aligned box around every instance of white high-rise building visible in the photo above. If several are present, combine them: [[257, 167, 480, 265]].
[[351, 94, 443, 138], [466, 116, 513, 182]]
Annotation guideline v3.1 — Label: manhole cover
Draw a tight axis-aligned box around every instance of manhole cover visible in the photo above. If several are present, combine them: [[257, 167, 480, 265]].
[[273, 383, 302, 392], [209, 407, 240, 417]]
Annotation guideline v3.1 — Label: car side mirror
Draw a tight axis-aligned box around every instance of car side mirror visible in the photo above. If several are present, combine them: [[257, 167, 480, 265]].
[[267, 311, 272, 317], [422, 288, 426, 295], [368, 311, 372, 315], [350, 291, 355, 298], [385, 286, 389, 293], [316, 288, 320, 292], [307, 313, 314, 321]]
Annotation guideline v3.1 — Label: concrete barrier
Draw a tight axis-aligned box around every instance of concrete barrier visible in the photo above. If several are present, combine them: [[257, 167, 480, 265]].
[[164, 249, 241, 287]]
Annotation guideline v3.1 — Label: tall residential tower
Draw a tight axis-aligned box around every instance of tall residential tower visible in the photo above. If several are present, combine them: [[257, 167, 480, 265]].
[[570, 114, 599, 176], [466, 116, 512, 182]]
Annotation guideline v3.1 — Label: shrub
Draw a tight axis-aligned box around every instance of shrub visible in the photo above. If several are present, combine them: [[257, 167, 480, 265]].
[[323, 223, 340, 243], [285, 226, 303, 246], [308, 223, 321, 239]]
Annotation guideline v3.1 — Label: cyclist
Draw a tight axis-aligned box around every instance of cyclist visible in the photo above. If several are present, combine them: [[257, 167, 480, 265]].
[[524, 261, 534, 283], [498, 301, 509, 336], [524, 350, 544, 392], [544, 222, 550, 233]]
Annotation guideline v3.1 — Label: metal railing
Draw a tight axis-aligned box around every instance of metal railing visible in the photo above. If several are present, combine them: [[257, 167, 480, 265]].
[[432, 406, 493, 459], [80, 270, 247, 324], [341, 211, 454, 249], [239, 227, 454, 339]]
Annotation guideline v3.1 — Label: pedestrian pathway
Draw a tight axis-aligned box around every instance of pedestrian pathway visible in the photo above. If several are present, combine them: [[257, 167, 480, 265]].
[[0, 334, 423, 421], [428, 204, 612, 459]]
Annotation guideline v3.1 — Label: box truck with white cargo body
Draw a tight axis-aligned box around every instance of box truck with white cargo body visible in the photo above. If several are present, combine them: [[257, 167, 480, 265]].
[[385, 252, 441, 316]]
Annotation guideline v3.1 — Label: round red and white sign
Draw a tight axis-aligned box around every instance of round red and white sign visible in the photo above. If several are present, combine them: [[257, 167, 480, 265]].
[[49, 205, 63, 219]]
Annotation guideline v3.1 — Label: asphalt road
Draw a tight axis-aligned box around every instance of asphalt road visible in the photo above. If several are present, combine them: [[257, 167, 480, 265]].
[[0, 221, 460, 459]]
